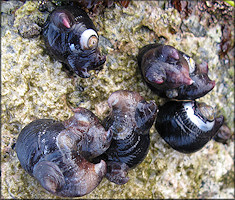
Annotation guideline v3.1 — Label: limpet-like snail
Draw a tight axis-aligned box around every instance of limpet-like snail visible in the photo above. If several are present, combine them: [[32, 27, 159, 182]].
[[155, 101, 224, 153], [43, 6, 106, 78], [15, 107, 112, 197], [138, 43, 215, 100]]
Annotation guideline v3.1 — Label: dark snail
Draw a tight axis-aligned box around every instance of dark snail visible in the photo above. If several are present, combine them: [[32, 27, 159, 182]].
[[138, 43, 215, 100], [213, 123, 232, 144], [155, 101, 224, 153], [96, 90, 157, 185], [43, 6, 106, 78], [15, 107, 112, 197]]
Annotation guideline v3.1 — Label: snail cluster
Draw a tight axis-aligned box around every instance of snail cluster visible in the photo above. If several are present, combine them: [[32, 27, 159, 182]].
[[16, 90, 157, 197], [15, 2, 225, 198], [138, 43, 224, 153]]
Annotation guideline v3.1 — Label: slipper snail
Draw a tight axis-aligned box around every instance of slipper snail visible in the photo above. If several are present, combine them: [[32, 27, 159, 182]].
[[95, 90, 157, 185]]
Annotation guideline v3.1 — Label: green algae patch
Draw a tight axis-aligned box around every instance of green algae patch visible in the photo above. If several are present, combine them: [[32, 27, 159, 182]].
[[1, 1, 234, 199], [14, 1, 43, 24]]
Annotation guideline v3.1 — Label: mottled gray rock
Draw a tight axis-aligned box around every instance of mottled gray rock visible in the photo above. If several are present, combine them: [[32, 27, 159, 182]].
[[1, 1, 234, 199]]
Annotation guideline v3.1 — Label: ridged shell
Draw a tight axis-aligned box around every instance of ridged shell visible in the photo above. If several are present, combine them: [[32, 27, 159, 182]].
[[99, 90, 157, 185], [155, 101, 224, 153]]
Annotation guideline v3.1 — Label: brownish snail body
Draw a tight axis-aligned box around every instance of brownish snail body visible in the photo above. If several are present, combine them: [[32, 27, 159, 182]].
[[138, 43, 215, 100], [43, 6, 106, 78], [15, 107, 112, 197]]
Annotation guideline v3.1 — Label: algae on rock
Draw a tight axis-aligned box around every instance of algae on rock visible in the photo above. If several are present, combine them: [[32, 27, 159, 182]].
[[1, 1, 234, 199]]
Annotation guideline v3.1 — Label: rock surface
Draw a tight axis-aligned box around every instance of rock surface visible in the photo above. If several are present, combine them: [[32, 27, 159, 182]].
[[1, 0, 234, 199]]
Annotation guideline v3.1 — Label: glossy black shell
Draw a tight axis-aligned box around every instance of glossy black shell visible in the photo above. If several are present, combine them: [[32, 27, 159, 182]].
[[97, 90, 157, 185], [16, 119, 62, 175], [43, 6, 106, 78], [103, 118, 151, 169], [138, 43, 215, 100], [155, 101, 224, 153], [15, 107, 112, 197], [103, 91, 157, 167]]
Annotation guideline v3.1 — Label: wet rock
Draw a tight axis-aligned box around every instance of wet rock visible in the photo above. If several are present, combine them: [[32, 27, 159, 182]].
[[180, 15, 207, 37], [17, 16, 42, 38], [1, 1, 234, 199]]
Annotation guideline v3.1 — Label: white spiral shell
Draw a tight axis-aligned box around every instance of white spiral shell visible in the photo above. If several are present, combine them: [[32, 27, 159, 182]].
[[80, 29, 98, 50]]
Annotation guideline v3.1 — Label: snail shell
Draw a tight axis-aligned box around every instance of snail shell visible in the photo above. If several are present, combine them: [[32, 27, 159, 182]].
[[43, 6, 106, 78], [99, 90, 157, 185], [138, 43, 215, 100], [155, 101, 224, 153], [15, 107, 112, 197], [213, 124, 232, 144]]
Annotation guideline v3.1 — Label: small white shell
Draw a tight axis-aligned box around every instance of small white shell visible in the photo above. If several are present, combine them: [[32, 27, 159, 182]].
[[183, 54, 196, 74], [184, 102, 215, 132], [80, 29, 98, 50]]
